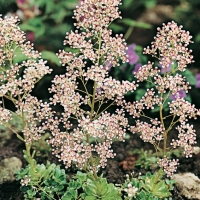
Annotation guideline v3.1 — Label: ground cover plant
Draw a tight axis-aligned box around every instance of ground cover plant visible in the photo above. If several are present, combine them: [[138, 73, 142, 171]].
[[0, 0, 200, 199]]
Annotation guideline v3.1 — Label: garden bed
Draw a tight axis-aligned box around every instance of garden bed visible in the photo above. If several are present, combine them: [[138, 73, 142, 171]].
[[0, 117, 200, 199]]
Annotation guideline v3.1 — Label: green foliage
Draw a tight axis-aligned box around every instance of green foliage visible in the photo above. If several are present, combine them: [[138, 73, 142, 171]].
[[0, 113, 23, 147], [16, 161, 67, 200], [35, 0, 78, 21], [63, 172, 121, 200], [130, 148, 184, 171], [18, 0, 77, 55], [181, 70, 196, 86], [0, 0, 15, 15], [120, 19, 152, 29], [123, 170, 175, 200], [41, 50, 61, 66], [121, 0, 156, 10], [132, 149, 159, 170], [16, 162, 176, 200], [82, 177, 121, 200], [0, 124, 12, 148], [16, 166, 122, 200], [32, 133, 52, 158]]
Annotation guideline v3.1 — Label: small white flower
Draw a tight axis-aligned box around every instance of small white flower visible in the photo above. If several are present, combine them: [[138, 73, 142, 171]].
[[124, 183, 138, 197]]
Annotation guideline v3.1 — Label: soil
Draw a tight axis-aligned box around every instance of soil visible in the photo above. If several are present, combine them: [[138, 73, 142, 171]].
[[0, 116, 200, 200]]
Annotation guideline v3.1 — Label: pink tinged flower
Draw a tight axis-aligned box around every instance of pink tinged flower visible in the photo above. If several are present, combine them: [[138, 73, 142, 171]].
[[134, 61, 160, 82], [126, 43, 139, 65], [195, 73, 200, 88], [158, 157, 179, 177], [0, 107, 12, 123], [143, 21, 194, 71], [170, 89, 186, 100], [124, 184, 138, 197]]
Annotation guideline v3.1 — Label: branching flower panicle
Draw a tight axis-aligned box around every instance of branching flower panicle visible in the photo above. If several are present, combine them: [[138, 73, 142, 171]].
[[144, 21, 194, 71], [127, 21, 199, 177], [47, 0, 138, 172], [0, 15, 52, 143]]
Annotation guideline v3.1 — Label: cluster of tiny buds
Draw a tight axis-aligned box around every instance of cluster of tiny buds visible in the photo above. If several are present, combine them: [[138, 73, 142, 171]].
[[158, 157, 179, 177], [124, 183, 138, 197], [0, 15, 52, 97], [20, 175, 30, 186], [143, 21, 194, 71], [73, 0, 122, 30], [0, 105, 12, 124]]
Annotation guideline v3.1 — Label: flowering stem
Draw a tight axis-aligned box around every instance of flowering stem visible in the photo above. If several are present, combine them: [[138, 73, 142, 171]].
[[90, 81, 97, 120], [159, 94, 167, 155], [94, 100, 115, 120]]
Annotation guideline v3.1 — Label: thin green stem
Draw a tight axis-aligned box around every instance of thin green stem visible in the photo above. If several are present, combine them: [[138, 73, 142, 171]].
[[124, 26, 134, 40], [94, 100, 115, 120], [159, 93, 167, 156]]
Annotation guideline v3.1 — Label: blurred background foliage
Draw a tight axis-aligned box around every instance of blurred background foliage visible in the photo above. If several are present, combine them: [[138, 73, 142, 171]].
[[0, 0, 200, 107]]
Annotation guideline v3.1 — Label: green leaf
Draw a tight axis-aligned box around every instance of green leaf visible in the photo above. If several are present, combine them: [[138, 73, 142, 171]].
[[185, 94, 192, 103], [84, 184, 97, 196], [85, 196, 97, 200], [63, 0, 78, 9], [62, 189, 78, 200], [20, 18, 45, 38], [75, 171, 87, 182], [144, 0, 156, 8], [195, 33, 200, 42], [121, 0, 134, 9], [109, 23, 125, 32], [120, 18, 152, 29], [182, 69, 196, 85], [136, 89, 146, 100], [20, 186, 29, 192], [41, 50, 61, 66], [51, 9, 66, 23], [19, 23, 37, 33], [13, 47, 28, 64]]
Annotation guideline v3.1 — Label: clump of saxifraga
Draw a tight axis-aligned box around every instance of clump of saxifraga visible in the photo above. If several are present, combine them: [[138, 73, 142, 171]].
[[46, 0, 138, 172], [127, 21, 199, 177]]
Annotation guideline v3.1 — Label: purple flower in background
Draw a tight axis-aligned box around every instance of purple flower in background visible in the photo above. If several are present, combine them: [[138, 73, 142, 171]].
[[26, 32, 35, 42], [103, 60, 112, 71], [170, 90, 186, 100], [126, 43, 139, 65], [132, 63, 142, 73], [196, 73, 200, 88], [17, 0, 25, 4], [158, 62, 172, 74]]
